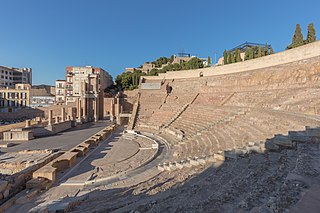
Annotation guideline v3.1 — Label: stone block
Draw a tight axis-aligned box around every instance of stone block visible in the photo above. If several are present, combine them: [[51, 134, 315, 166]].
[[3, 188, 10, 199], [157, 164, 165, 171], [259, 141, 267, 152], [189, 158, 200, 166], [168, 162, 177, 170], [306, 126, 320, 137], [163, 163, 171, 171], [214, 153, 225, 161], [288, 131, 311, 142], [248, 142, 255, 146], [175, 161, 184, 169], [224, 150, 238, 159], [205, 155, 217, 163], [197, 158, 206, 165], [183, 160, 192, 168], [33, 165, 57, 182], [272, 135, 294, 147], [26, 178, 49, 189], [0, 180, 8, 193], [247, 145, 260, 153], [265, 140, 279, 151]]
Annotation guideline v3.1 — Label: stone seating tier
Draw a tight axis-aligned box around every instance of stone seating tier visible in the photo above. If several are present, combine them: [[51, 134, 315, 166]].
[[172, 108, 320, 160]]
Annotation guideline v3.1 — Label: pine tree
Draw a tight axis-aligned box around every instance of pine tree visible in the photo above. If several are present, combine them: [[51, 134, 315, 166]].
[[223, 50, 228, 65], [264, 44, 269, 56], [249, 48, 254, 59], [227, 52, 232, 64], [291, 24, 304, 48], [244, 48, 250, 61], [269, 46, 274, 54], [235, 49, 241, 62], [231, 52, 236, 63], [257, 47, 262, 58], [207, 56, 211, 65], [306, 23, 316, 44]]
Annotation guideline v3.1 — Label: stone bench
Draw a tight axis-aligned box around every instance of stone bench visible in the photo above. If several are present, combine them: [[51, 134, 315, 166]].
[[33, 165, 57, 182]]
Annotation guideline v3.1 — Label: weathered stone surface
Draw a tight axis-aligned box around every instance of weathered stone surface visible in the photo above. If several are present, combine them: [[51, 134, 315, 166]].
[[189, 158, 200, 166], [214, 153, 225, 161], [306, 126, 320, 137], [268, 152, 283, 163], [265, 140, 280, 151], [0, 180, 8, 193], [224, 150, 238, 159], [157, 164, 165, 171], [197, 158, 206, 165], [3, 188, 10, 199], [272, 135, 294, 147], [288, 131, 311, 142]]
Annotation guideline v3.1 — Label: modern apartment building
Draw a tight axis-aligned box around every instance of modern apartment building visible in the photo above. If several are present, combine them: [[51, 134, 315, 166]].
[[64, 66, 113, 121], [55, 80, 66, 104], [0, 84, 31, 112], [0, 66, 32, 87]]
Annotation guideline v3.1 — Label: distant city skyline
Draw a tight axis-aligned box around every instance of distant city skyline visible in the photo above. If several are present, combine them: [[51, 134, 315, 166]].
[[0, 0, 319, 85]]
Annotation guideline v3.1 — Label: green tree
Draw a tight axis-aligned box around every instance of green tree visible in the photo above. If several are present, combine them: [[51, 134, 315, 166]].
[[182, 57, 204, 70], [269, 46, 274, 54], [149, 69, 159, 76], [207, 56, 211, 65], [227, 52, 232, 64], [115, 69, 146, 90], [235, 49, 241, 62], [223, 50, 228, 65], [264, 44, 269, 56], [249, 48, 254, 59], [289, 24, 304, 49], [306, 22, 316, 44], [244, 48, 250, 61], [231, 52, 235, 63], [257, 47, 262, 58]]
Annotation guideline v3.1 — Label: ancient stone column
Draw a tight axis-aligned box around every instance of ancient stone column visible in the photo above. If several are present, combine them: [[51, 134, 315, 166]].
[[83, 97, 88, 122], [48, 110, 53, 126], [78, 98, 82, 121], [110, 98, 115, 121], [115, 96, 121, 125], [25, 120, 31, 128], [61, 107, 66, 122], [55, 116, 60, 124], [68, 108, 74, 121], [93, 99, 98, 122]]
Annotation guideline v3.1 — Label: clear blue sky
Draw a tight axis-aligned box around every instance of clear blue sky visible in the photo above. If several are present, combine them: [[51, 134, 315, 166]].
[[0, 0, 319, 85]]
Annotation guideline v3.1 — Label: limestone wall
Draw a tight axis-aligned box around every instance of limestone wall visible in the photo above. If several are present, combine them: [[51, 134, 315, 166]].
[[0, 108, 44, 121], [45, 121, 72, 134], [38, 105, 76, 119], [103, 97, 114, 118], [142, 41, 320, 80], [166, 55, 320, 94]]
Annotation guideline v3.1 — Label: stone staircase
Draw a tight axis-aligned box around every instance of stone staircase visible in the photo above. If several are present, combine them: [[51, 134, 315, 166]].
[[128, 93, 140, 130], [161, 93, 199, 129]]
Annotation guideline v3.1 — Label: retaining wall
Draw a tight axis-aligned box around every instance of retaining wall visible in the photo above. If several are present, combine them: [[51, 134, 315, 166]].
[[143, 41, 320, 80]]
